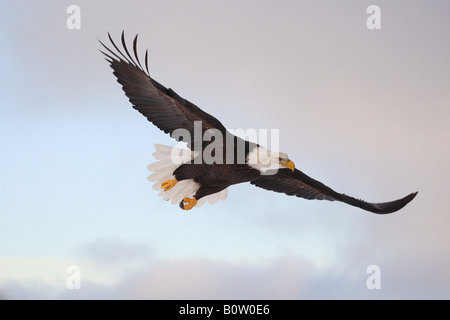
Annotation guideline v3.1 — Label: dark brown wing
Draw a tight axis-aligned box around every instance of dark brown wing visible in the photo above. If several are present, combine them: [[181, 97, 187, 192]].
[[99, 32, 227, 150], [251, 168, 418, 214]]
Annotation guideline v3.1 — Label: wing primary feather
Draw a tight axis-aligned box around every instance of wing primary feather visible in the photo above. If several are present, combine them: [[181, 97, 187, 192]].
[[144, 49, 150, 76], [338, 191, 418, 214], [120, 30, 138, 67], [108, 32, 132, 64], [98, 39, 123, 62], [133, 34, 145, 72], [98, 48, 114, 63]]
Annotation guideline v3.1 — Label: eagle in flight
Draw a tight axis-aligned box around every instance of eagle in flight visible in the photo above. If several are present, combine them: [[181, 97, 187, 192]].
[[100, 32, 417, 213]]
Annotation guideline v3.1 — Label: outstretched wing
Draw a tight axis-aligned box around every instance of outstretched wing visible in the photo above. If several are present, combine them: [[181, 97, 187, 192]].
[[250, 168, 418, 214], [99, 32, 227, 150]]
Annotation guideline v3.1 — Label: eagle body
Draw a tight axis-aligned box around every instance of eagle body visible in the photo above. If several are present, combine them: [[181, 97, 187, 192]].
[[173, 137, 260, 185], [174, 163, 261, 191], [175, 162, 260, 206], [148, 143, 276, 209], [100, 32, 418, 214]]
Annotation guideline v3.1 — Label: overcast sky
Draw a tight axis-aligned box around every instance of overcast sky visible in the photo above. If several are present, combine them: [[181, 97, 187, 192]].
[[0, 0, 449, 299]]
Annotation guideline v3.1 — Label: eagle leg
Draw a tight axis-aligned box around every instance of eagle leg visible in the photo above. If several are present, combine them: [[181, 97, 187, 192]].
[[180, 197, 197, 210], [161, 179, 178, 191]]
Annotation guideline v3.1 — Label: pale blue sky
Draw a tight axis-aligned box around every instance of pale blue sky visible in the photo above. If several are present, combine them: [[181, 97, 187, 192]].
[[0, 0, 449, 299]]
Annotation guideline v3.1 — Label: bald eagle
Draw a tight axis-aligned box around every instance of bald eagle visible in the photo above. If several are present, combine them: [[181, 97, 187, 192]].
[[100, 32, 417, 213]]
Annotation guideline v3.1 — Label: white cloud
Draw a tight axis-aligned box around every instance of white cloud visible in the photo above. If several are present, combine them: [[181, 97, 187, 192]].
[[2, 231, 449, 299]]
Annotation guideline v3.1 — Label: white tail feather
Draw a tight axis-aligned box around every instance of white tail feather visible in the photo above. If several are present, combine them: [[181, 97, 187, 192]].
[[147, 144, 228, 208]]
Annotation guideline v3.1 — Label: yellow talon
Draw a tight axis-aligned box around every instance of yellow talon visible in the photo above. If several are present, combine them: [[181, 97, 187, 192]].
[[161, 179, 177, 191], [182, 197, 197, 210]]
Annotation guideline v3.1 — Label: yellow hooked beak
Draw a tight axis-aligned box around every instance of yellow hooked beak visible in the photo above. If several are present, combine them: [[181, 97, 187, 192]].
[[280, 159, 295, 172]]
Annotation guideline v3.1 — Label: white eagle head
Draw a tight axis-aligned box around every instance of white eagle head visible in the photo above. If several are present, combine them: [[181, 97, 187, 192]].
[[246, 146, 295, 173]]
